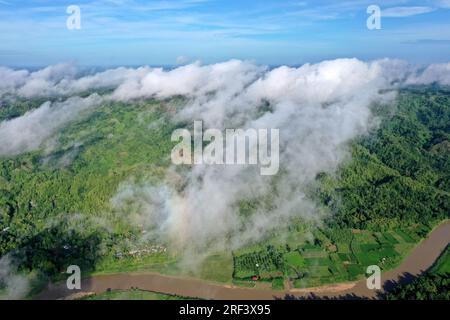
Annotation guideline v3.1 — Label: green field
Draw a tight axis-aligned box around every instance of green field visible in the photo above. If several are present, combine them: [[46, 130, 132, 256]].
[[231, 225, 426, 287]]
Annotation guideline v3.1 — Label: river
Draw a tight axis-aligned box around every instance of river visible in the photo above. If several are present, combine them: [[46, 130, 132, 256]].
[[36, 221, 450, 300]]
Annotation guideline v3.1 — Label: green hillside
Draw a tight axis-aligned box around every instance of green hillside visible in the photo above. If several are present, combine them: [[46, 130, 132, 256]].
[[0, 88, 449, 293]]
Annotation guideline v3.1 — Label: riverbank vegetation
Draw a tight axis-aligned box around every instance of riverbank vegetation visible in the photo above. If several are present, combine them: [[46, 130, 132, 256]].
[[385, 246, 449, 300]]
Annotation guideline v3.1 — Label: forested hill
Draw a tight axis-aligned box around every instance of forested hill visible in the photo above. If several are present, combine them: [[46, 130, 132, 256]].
[[319, 88, 450, 231]]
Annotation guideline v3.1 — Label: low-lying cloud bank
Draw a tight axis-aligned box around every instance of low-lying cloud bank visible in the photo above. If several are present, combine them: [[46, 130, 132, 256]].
[[0, 63, 151, 98], [1, 59, 449, 101], [0, 94, 102, 156], [110, 59, 398, 263], [1, 59, 449, 158], [1, 58, 450, 264]]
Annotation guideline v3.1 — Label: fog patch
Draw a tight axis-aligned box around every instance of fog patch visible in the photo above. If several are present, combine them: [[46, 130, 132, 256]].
[[110, 58, 399, 267], [0, 255, 30, 300]]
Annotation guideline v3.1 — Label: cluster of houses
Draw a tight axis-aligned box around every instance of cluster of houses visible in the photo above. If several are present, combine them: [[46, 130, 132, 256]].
[[114, 244, 167, 259]]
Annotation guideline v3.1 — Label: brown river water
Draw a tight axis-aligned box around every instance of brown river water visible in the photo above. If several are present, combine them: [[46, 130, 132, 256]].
[[36, 221, 450, 300]]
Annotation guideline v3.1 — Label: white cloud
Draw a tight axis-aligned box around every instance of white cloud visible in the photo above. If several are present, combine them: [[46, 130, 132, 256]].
[[2, 58, 450, 265], [106, 58, 450, 265], [406, 62, 450, 85], [110, 58, 400, 264], [0, 94, 102, 156]]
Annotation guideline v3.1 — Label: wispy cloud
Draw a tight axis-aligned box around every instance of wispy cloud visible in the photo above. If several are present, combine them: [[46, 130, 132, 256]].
[[403, 38, 450, 45], [382, 6, 434, 17], [435, 0, 450, 8]]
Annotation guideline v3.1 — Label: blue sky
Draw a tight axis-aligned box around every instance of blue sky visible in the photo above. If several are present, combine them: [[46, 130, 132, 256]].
[[0, 0, 449, 66]]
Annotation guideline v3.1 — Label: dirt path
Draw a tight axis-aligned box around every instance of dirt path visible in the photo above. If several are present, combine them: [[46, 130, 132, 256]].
[[36, 221, 450, 300]]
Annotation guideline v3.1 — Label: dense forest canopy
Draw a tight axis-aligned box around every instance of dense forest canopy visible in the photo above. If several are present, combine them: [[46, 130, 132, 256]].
[[319, 88, 450, 230]]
